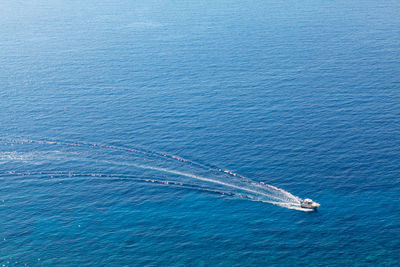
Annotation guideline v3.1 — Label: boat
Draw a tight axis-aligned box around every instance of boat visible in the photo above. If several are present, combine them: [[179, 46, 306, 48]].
[[300, 198, 320, 210]]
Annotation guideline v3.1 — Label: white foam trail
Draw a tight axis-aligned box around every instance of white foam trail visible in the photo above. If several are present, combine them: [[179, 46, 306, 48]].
[[135, 164, 282, 199], [1, 138, 306, 210], [103, 159, 302, 206]]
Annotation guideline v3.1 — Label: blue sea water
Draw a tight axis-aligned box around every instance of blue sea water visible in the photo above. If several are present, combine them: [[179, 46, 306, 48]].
[[1, 0, 400, 265]]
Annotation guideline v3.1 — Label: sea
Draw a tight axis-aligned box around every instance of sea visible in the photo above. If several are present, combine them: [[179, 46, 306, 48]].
[[1, 0, 400, 265]]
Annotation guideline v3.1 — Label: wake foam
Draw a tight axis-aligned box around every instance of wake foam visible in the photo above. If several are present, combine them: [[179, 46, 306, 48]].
[[0, 138, 307, 211]]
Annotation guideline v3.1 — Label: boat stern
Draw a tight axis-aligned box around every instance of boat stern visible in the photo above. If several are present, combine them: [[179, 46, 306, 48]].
[[300, 198, 320, 210]]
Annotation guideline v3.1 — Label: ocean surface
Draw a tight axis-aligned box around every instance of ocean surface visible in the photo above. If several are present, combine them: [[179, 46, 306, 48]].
[[1, 0, 400, 265]]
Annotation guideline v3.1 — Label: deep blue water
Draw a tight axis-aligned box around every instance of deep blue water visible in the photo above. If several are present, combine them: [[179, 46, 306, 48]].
[[1, 0, 400, 265]]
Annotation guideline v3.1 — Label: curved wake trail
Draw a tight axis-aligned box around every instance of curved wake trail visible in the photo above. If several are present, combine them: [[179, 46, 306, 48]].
[[133, 164, 307, 210], [0, 171, 236, 198], [114, 162, 301, 205], [0, 138, 307, 211]]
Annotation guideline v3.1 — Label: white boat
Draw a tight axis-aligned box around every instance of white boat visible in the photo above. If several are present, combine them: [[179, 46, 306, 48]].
[[300, 198, 320, 210]]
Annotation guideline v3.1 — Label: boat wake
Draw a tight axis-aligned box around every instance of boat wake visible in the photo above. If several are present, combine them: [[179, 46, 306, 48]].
[[0, 138, 311, 211]]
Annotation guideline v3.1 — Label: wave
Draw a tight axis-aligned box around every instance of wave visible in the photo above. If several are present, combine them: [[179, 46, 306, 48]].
[[0, 138, 310, 211]]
